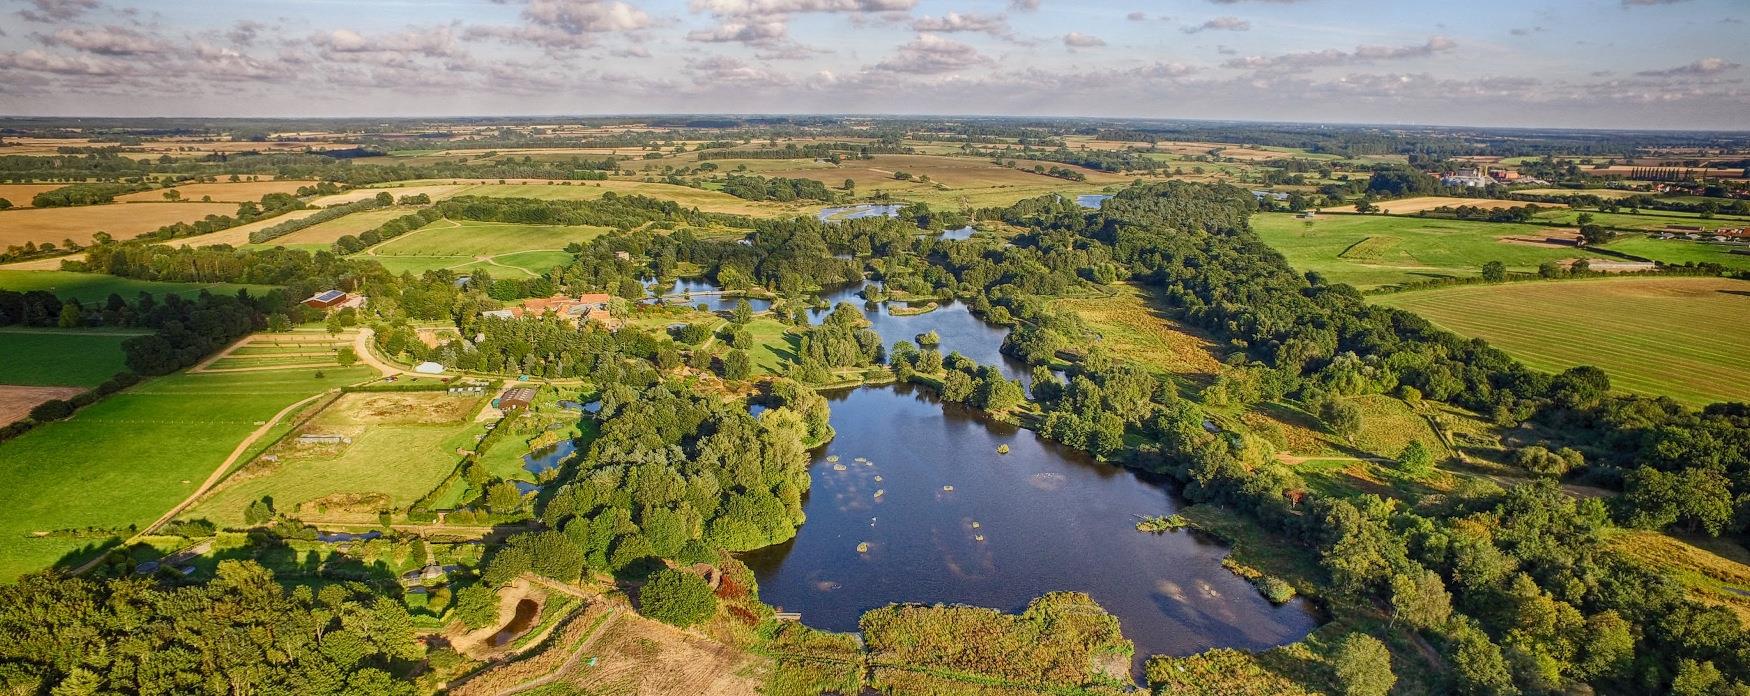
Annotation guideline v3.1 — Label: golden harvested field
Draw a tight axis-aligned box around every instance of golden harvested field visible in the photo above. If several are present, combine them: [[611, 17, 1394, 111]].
[[1352, 196, 1563, 214], [0, 184, 70, 209], [186, 208, 327, 247], [0, 201, 240, 246], [308, 184, 470, 207], [114, 180, 318, 203], [0, 385, 85, 427]]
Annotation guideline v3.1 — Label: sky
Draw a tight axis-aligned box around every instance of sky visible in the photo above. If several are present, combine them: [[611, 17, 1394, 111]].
[[0, 0, 1745, 130]]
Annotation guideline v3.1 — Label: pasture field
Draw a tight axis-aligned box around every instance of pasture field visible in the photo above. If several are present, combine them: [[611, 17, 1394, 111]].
[[114, 180, 317, 203], [1530, 207, 1750, 232], [0, 270, 276, 302], [1602, 235, 1750, 271], [247, 206, 421, 248], [369, 218, 609, 257], [1048, 282, 1222, 380], [0, 366, 375, 580], [0, 201, 240, 246], [697, 152, 1123, 209], [1375, 276, 1750, 407], [0, 184, 68, 208], [1349, 196, 1551, 214], [188, 391, 486, 526], [0, 327, 137, 386], [1252, 213, 1606, 290]]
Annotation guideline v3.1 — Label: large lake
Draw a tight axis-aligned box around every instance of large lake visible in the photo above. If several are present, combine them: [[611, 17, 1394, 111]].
[[745, 276, 1320, 676], [743, 385, 1320, 675]]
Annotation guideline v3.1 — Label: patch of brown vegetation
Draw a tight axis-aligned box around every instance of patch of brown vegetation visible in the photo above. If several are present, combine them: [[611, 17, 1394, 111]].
[[0, 184, 69, 208], [1357, 196, 1563, 214], [554, 610, 770, 696], [0, 384, 85, 427], [316, 392, 480, 426]]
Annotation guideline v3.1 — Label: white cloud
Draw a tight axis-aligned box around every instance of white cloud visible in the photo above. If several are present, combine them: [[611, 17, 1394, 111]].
[[1183, 16, 1250, 33], [1225, 36, 1455, 70], [1636, 57, 1740, 76], [39, 25, 170, 55], [1063, 32, 1106, 48], [17, 0, 102, 23], [872, 34, 988, 74]]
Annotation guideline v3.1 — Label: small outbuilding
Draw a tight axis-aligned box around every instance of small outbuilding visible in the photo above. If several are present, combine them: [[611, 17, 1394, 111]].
[[498, 386, 536, 411]]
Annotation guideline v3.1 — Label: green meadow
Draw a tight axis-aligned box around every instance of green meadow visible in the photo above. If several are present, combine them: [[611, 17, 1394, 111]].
[[1252, 213, 1602, 290], [0, 366, 375, 580], [0, 270, 276, 304], [0, 328, 139, 387], [1376, 277, 1750, 407]]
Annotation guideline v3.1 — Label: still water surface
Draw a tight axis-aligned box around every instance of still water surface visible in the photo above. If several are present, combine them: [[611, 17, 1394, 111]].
[[744, 385, 1320, 675]]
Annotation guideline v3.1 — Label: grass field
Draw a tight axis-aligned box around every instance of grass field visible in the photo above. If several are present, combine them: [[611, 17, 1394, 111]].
[[115, 180, 317, 204], [180, 208, 327, 247], [693, 152, 1125, 208], [1048, 283, 1223, 380], [0, 366, 375, 579], [0, 328, 138, 386], [370, 218, 608, 257], [0, 270, 276, 302], [1530, 207, 1750, 232], [1602, 235, 1750, 271], [0, 201, 242, 246], [188, 391, 485, 526], [1376, 276, 1750, 406], [355, 218, 604, 276], [1253, 213, 1606, 290]]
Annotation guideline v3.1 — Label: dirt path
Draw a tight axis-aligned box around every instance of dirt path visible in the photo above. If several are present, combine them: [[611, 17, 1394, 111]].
[[354, 328, 407, 377], [70, 387, 338, 575], [495, 611, 622, 696], [186, 335, 256, 373]]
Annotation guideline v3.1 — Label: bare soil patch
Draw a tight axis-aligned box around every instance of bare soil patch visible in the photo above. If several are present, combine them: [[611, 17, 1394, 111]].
[[0, 385, 84, 427]]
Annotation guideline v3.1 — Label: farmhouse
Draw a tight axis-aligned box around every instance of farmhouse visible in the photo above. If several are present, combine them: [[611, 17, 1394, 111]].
[[497, 387, 536, 411], [302, 290, 366, 311], [480, 293, 618, 328]]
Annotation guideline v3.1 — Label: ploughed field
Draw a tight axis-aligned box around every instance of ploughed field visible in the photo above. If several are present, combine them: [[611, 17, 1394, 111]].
[[1374, 276, 1750, 407]]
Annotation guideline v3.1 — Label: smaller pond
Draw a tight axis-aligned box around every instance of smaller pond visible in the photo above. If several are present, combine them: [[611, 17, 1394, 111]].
[[937, 226, 975, 241], [557, 400, 602, 414], [642, 276, 773, 313], [816, 203, 903, 221], [491, 598, 541, 647], [1075, 193, 1113, 209], [523, 439, 579, 476]]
